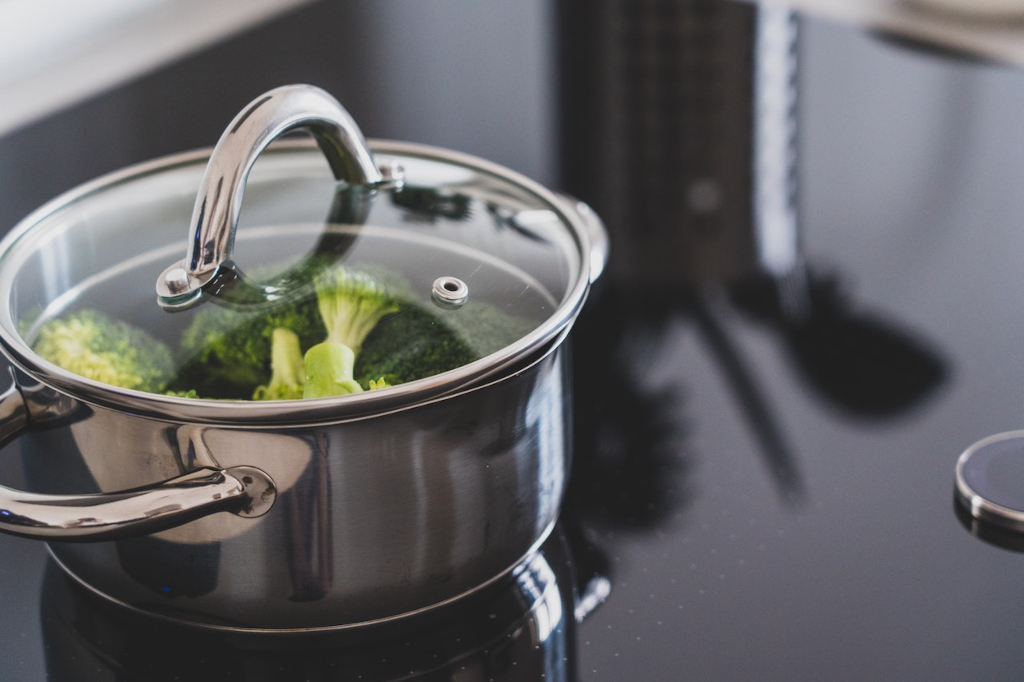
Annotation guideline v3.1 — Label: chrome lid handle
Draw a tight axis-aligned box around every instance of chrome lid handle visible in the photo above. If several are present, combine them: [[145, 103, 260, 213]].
[[156, 84, 395, 310]]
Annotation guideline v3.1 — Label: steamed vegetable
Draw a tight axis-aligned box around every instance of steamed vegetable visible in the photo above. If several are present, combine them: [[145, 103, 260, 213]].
[[165, 389, 200, 398], [302, 268, 399, 399], [32, 309, 175, 393], [252, 328, 305, 400], [303, 340, 361, 398], [436, 300, 537, 358], [169, 297, 324, 399], [353, 300, 535, 387], [42, 265, 539, 401], [354, 303, 475, 388]]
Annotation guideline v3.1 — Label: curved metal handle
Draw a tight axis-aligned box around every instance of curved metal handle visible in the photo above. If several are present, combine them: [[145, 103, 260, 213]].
[[0, 377, 276, 542], [156, 84, 400, 310], [179, 184, 374, 311]]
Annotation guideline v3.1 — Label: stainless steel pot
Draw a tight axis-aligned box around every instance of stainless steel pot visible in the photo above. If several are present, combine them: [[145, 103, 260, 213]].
[[0, 85, 607, 631]]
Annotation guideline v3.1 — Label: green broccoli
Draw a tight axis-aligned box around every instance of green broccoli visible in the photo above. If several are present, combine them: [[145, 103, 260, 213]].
[[303, 341, 361, 398], [302, 268, 400, 399], [168, 262, 541, 400], [252, 328, 305, 400], [434, 300, 538, 358], [169, 296, 324, 399], [32, 309, 175, 393], [353, 299, 535, 388], [354, 302, 476, 388], [165, 389, 200, 398]]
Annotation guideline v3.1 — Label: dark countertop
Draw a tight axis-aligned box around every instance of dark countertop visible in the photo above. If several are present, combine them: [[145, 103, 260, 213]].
[[3, 11, 1024, 682]]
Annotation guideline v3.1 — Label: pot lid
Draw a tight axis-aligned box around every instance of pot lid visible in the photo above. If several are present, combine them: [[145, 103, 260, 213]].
[[0, 85, 606, 423], [955, 430, 1024, 537]]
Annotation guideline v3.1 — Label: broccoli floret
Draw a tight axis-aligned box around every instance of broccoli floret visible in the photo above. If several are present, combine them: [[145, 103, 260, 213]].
[[314, 268, 399, 354], [434, 300, 538, 358], [353, 300, 535, 388], [32, 309, 175, 393], [169, 297, 324, 399], [354, 303, 476, 388], [168, 263, 540, 400], [165, 389, 200, 398], [302, 268, 399, 399], [252, 328, 305, 400]]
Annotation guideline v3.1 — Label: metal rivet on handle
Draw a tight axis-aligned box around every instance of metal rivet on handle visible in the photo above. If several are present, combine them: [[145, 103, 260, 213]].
[[378, 160, 405, 189], [163, 267, 190, 294]]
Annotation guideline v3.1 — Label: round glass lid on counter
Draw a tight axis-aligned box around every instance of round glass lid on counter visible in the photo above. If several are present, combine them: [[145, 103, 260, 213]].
[[955, 430, 1024, 537], [0, 86, 594, 423]]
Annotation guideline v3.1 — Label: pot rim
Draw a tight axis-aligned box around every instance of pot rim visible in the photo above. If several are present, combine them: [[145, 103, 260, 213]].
[[0, 139, 593, 426]]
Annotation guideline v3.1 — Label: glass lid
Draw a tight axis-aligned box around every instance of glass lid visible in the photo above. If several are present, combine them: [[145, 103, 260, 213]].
[[0, 86, 594, 423]]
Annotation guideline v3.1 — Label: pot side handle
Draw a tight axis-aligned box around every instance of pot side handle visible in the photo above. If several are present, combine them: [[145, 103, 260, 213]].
[[555, 193, 608, 284], [0, 377, 275, 542]]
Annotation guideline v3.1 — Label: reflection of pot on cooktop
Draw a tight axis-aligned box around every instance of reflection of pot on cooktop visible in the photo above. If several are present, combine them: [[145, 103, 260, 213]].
[[41, 524, 608, 682]]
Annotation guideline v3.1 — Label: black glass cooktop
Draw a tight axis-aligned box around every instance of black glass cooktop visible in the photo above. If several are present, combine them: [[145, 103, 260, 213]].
[[4, 10, 1024, 681]]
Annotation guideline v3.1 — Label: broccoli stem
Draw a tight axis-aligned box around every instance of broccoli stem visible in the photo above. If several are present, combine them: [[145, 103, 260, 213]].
[[303, 341, 363, 398], [252, 328, 305, 400], [316, 268, 399, 354], [302, 267, 399, 398]]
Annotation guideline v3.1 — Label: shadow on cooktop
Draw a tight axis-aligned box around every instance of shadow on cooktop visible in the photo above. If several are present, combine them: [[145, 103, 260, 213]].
[[567, 267, 948, 534], [567, 286, 695, 533], [731, 267, 948, 420]]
